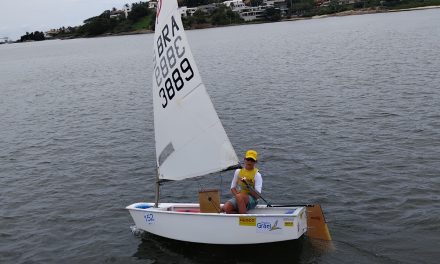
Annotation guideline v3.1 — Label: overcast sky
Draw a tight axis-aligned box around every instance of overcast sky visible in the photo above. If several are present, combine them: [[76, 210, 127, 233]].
[[0, 0, 145, 40]]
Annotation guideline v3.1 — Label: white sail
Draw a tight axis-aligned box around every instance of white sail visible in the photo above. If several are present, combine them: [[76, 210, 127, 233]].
[[152, 0, 239, 181]]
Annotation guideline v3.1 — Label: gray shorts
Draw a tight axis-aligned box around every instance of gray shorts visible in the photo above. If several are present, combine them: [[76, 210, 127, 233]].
[[227, 195, 258, 211]]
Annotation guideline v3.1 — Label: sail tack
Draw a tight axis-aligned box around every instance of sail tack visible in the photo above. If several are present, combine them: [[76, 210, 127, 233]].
[[152, 0, 239, 181]]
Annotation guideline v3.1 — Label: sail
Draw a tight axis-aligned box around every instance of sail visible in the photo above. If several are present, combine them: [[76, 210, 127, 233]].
[[152, 0, 239, 181]]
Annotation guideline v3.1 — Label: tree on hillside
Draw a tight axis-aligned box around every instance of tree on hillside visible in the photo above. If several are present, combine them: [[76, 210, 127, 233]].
[[328, 0, 346, 13], [193, 10, 208, 24], [291, 0, 315, 16], [264, 7, 281, 21], [80, 10, 115, 35], [128, 2, 151, 22], [19, 31, 45, 42], [211, 5, 243, 25]]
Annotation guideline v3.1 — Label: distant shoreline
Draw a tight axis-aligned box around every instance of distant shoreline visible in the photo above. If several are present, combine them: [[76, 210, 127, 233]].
[[106, 5, 440, 37], [8, 5, 440, 42], [309, 5, 440, 19]]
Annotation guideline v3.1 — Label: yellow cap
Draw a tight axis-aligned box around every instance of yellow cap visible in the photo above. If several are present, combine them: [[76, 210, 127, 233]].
[[245, 150, 258, 161]]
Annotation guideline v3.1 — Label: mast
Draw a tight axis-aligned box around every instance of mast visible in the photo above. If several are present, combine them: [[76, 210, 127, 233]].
[[154, 167, 160, 207]]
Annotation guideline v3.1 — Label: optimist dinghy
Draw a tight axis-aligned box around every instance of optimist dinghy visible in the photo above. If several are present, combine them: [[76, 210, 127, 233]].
[[126, 0, 331, 244]]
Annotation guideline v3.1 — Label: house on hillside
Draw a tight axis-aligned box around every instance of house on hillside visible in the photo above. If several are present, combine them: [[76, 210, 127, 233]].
[[198, 4, 218, 14], [0, 37, 9, 44], [223, 0, 247, 12], [178, 6, 199, 17], [149, 1, 158, 9], [45, 29, 60, 38], [110, 10, 126, 19], [222, 0, 289, 21], [123, 6, 131, 18], [240, 6, 267, 21]]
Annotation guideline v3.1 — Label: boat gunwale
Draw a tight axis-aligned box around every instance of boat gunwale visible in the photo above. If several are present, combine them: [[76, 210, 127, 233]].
[[126, 203, 305, 217]]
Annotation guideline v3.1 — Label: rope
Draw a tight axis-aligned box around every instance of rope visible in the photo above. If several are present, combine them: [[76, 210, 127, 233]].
[[220, 171, 223, 198]]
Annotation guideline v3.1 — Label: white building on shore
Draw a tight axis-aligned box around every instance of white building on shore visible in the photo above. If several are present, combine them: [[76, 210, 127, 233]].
[[178, 6, 199, 17], [149, 1, 158, 9], [223, 0, 247, 12], [240, 6, 267, 21], [176, 0, 287, 22]]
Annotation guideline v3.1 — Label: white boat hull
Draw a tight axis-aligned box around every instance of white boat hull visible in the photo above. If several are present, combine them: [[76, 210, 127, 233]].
[[126, 203, 307, 244]]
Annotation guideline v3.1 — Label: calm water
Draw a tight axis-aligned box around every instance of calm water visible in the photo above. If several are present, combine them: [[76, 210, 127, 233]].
[[1, 9, 440, 264]]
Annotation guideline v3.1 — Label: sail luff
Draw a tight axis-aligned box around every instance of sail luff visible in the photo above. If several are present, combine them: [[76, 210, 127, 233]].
[[152, 0, 239, 181]]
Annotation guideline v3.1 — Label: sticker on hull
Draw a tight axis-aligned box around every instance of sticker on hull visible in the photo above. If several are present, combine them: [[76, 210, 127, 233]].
[[256, 218, 283, 234], [284, 221, 294, 227], [144, 213, 155, 225], [283, 217, 294, 227], [239, 216, 256, 226]]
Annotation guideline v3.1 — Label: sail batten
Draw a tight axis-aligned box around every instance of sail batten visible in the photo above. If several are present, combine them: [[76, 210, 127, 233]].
[[153, 0, 239, 181]]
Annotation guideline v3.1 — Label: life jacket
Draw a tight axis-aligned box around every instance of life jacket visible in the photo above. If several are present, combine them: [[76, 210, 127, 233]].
[[237, 168, 258, 194]]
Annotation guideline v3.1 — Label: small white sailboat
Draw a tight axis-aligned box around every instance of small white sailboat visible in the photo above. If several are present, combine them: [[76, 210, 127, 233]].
[[126, 0, 331, 244]]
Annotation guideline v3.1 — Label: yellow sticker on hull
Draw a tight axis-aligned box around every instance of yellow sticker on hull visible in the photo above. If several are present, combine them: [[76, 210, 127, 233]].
[[239, 216, 256, 226], [284, 221, 294, 227]]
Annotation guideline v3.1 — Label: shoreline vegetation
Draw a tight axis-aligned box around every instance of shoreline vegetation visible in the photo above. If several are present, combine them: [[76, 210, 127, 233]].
[[14, 1, 440, 43]]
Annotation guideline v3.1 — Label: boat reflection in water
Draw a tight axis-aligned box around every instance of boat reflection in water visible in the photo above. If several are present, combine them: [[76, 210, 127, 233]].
[[132, 229, 333, 263]]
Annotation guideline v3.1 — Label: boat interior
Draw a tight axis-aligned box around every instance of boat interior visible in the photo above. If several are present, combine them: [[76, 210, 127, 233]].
[[133, 203, 301, 215]]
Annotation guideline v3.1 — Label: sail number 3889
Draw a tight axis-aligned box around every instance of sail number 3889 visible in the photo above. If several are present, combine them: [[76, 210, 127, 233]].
[[159, 58, 194, 109]]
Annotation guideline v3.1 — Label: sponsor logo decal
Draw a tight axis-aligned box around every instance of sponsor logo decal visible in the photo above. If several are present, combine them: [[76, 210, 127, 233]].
[[239, 216, 256, 226], [256, 218, 282, 234], [144, 213, 155, 224]]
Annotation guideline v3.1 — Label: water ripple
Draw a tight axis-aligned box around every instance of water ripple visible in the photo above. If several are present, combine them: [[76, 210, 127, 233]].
[[1, 9, 440, 264]]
